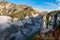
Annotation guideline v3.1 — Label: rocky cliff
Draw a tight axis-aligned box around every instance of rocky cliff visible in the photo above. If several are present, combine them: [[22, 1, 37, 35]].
[[0, 1, 48, 40], [0, 1, 60, 40]]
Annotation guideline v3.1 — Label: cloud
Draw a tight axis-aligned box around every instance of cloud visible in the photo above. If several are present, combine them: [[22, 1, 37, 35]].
[[56, 0, 60, 9], [39, 1, 58, 7], [39, 1, 60, 10], [57, 1, 60, 9], [56, 0, 60, 2], [58, 6, 60, 9]]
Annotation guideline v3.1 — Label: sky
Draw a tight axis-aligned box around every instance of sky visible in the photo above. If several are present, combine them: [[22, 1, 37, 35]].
[[0, 0, 60, 11]]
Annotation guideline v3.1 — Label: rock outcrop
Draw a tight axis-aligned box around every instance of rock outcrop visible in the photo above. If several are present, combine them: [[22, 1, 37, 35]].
[[0, 1, 60, 40], [0, 1, 47, 40]]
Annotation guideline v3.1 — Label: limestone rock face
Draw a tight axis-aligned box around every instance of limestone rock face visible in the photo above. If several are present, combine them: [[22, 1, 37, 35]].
[[0, 1, 47, 15], [0, 1, 48, 40], [0, 1, 60, 40]]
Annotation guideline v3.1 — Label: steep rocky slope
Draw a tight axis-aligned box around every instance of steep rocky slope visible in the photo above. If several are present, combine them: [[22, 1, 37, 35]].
[[0, 1, 47, 40], [47, 10, 60, 28], [0, 1, 47, 22], [0, 1, 60, 40]]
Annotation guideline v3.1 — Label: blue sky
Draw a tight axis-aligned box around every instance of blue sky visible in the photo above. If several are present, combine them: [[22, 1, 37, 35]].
[[0, 0, 60, 11]]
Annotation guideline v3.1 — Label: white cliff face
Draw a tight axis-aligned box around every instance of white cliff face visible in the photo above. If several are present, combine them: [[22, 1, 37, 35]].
[[0, 16, 12, 29], [57, 14, 60, 21], [15, 16, 43, 40], [0, 16, 12, 24]]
